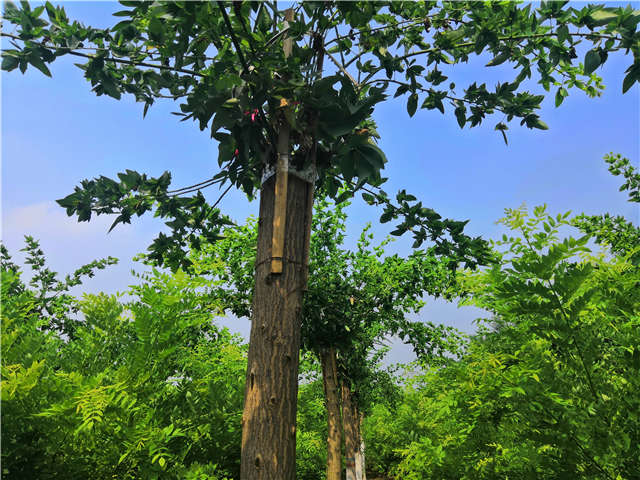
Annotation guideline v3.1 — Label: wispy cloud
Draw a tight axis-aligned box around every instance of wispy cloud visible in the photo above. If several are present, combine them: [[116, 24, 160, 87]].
[[1, 201, 155, 295], [2, 201, 132, 240]]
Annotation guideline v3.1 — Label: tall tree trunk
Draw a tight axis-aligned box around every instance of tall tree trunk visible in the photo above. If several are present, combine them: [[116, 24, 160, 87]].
[[355, 412, 365, 480], [240, 172, 314, 480], [320, 348, 342, 480], [342, 382, 357, 480], [356, 413, 367, 480]]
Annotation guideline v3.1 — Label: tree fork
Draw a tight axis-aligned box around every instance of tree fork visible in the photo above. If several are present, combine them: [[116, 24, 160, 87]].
[[320, 348, 342, 480]]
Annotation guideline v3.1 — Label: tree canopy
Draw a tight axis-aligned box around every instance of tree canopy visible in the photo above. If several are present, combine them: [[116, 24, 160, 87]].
[[4, 1, 637, 268]]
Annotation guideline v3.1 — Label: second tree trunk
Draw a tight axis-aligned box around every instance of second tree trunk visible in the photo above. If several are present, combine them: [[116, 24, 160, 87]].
[[342, 382, 358, 480], [320, 348, 342, 480]]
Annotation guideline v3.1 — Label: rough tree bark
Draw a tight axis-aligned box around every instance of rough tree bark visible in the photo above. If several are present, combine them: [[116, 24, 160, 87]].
[[320, 348, 342, 480], [342, 382, 358, 480], [240, 172, 314, 479], [356, 412, 366, 480]]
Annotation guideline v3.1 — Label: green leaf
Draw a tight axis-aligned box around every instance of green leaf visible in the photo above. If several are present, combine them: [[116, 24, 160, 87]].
[[358, 142, 387, 170], [555, 87, 568, 107], [440, 54, 454, 65], [590, 9, 618, 26], [3, 1, 19, 19], [362, 192, 375, 204], [622, 69, 637, 94], [100, 77, 121, 100], [557, 24, 569, 43], [454, 105, 466, 128], [533, 119, 549, 130], [355, 151, 375, 179], [215, 74, 243, 91], [112, 9, 135, 17], [495, 123, 508, 145], [117, 170, 141, 189], [439, 28, 466, 46], [44, 1, 56, 19], [486, 51, 510, 67], [339, 155, 356, 181], [394, 84, 410, 98], [380, 211, 394, 223], [1, 55, 20, 72], [28, 54, 52, 77], [407, 93, 418, 118], [335, 190, 353, 204], [584, 50, 601, 75], [148, 17, 164, 42]]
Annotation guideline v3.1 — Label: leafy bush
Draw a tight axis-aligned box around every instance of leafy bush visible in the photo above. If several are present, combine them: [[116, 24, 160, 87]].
[[365, 206, 639, 479], [1, 242, 246, 479]]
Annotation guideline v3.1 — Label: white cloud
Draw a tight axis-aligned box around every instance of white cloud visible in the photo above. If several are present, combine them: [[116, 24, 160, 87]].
[[1, 201, 156, 296], [2, 201, 135, 241]]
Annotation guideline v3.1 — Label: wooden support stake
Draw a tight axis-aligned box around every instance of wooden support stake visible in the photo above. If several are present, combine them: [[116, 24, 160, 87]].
[[271, 146, 289, 273], [271, 8, 295, 274]]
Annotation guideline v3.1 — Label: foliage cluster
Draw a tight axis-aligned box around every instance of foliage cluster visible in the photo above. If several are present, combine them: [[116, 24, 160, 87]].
[[5, 1, 637, 269], [364, 205, 640, 479], [0, 238, 346, 480], [1, 242, 246, 479], [572, 153, 640, 265]]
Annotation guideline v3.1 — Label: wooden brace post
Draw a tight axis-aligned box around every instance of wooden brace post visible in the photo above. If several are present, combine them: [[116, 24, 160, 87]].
[[271, 8, 295, 274]]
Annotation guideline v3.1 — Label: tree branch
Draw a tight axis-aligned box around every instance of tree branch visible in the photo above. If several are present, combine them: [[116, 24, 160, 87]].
[[324, 17, 431, 48], [325, 48, 358, 86], [1, 32, 204, 77], [356, 30, 622, 85], [331, 173, 449, 253], [362, 78, 507, 116]]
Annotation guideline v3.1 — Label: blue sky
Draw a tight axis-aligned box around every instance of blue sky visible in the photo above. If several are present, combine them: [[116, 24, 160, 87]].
[[2, 1, 638, 363]]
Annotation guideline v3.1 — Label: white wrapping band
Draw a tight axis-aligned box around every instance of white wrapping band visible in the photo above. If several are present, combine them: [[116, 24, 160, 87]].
[[261, 162, 317, 185]]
